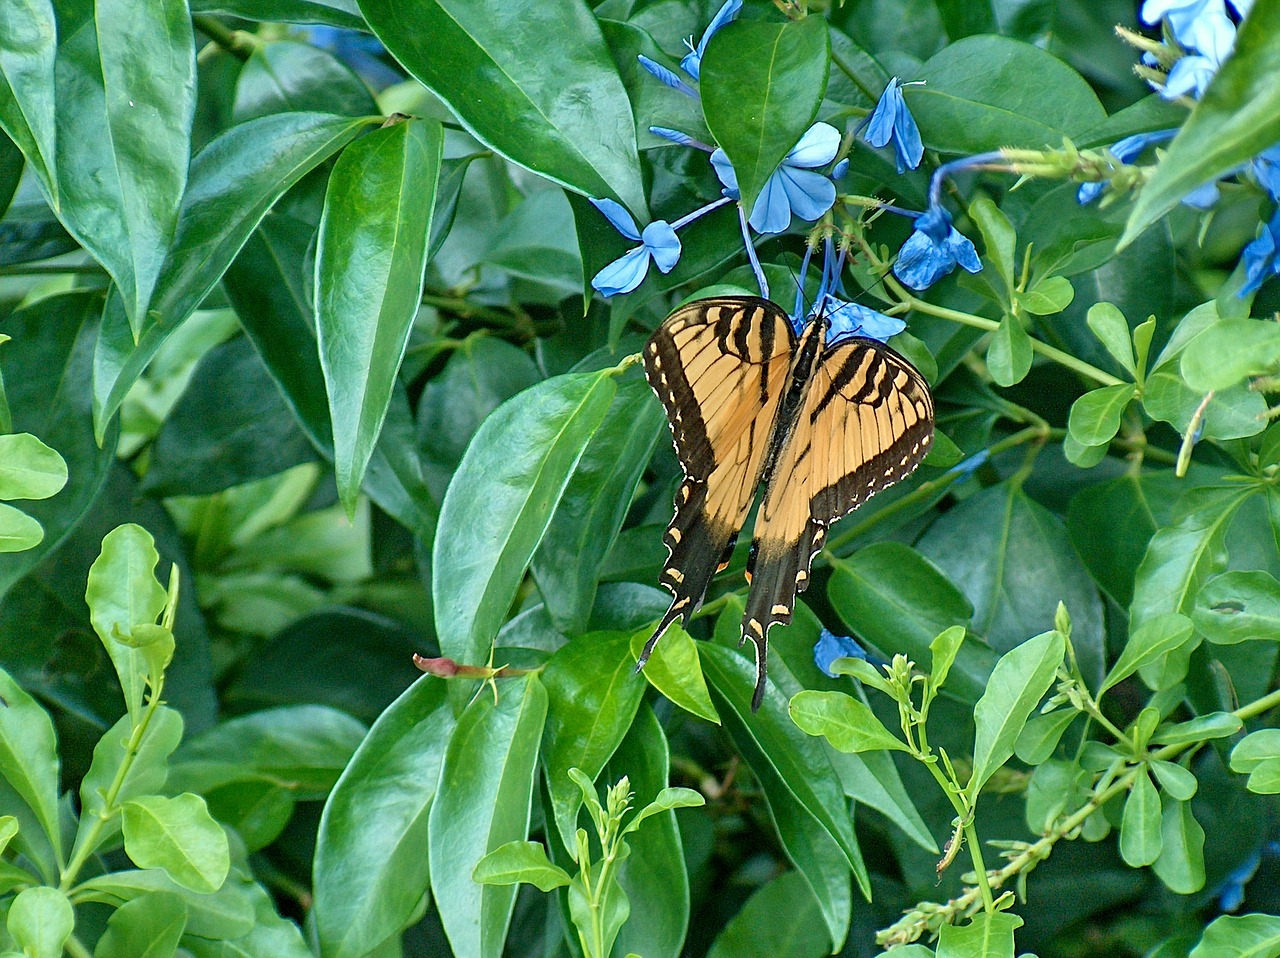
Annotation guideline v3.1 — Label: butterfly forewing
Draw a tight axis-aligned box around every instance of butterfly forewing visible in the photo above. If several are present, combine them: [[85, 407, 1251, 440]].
[[640, 297, 795, 661], [742, 334, 934, 706]]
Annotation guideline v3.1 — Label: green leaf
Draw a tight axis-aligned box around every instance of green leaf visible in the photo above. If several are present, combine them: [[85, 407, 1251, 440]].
[[472, 840, 571, 892], [541, 630, 646, 850], [1067, 472, 1177, 608], [92, 892, 186, 958], [1014, 708, 1078, 765], [827, 545, 989, 703], [936, 911, 1022, 958], [928, 624, 966, 694], [316, 119, 443, 514], [1067, 384, 1137, 448], [0, 668, 60, 861], [121, 794, 231, 894], [789, 690, 908, 753], [182, 873, 313, 958], [1021, 276, 1075, 315], [1194, 570, 1280, 645], [75, 870, 254, 941], [190, 0, 365, 29], [1151, 760, 1198, 801], [531, 374, 665, 633], [702, 643, 861, 945], [701, 16, 830, 217], [1119, 769, 1162, 867], [233, 40, 378, 123], [1151, 795, 1205, 894], [911, 36, 1104, 152], [1131, 488, 1251, 628], [629, 623, 719, 724], [428, 674, 547, 958], [168, 704, 366, 798], [969, 197, 1015, 292], [705, 871, 829, 958], [360, 0, 645, 214], [968, 629, 1065, 797], [986, 313, 1033, 386], [1181, 318, 1280, 392], [72, 706, 183, 863], [1188, 914, 1280, 958], [311, 677, 450, 958], [1087, 302, 1137, 375], [1144, 364, 1266, 441], [1152, 712, 1242, 746], [1062, 433, 1108, 469], [93, 112, 378, 440], [1100, 612, 1195, 695], [85, 523, 167, 722], [1230, 728, 1280, 782], [1122, 3, 1280, 247], [0, 433, 66, 500], [0, 504, 40, 552], [6, 886, 73, 958], [432, 371, 615, 696], [0, 0, 57, 199]]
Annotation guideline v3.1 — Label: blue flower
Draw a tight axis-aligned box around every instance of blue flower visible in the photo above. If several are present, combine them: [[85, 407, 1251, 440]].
[[1077, 130, 1177, 204], [820, 296, 906, 345], [1252, 143, 1280, 200], [1141, 0, 1236, 55], [893, 204, 982, 290], [1238, 211, 1280, 297], [860, 78, 924, 174], [1217, 851, 1261, 912], [680, 0, 741, 81], [712, 122, 841, 234], [589, 199, 681, 297], [814, 629, 875, 678], [637, 55, 698, 99], [1161, 12, 1235, 99]]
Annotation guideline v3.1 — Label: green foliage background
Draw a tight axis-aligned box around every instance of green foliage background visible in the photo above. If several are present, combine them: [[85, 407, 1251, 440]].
[[1, 0, 1280, 956]]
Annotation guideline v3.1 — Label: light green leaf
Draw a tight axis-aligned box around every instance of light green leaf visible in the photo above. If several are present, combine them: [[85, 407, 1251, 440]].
[[74, 869, 254, 941], [0, 668, 61, 860], [969, 197, 1015, 292], [1119, 769, 1162, 867], [1014, 708, 1078, 765], [1230, 729, 1280, 774], [1188, 913, 1280, 958], [936, 910, 1023, 958], [1152, 712, 1242, 746], [0, 433, 66, 500], [472, 840, 571, 892], [1193, 570, 1280, 645], [987, 313, 1033, 386], [0, 503, 41, 552], [1181, 318, 1280, 392], [0, 0, 57, 199], [1087, 302, 1136, 374], [1151, 760, 1198, 801], [1021, 275, 1074, 315], [92, 892, 186, 958], [629, 623, 719, 724], [1100, 612, 1194, 695], [6, 886, 73, 958], [1152, 795, 1205, 894], [788, 690, 908, 754], [1067, 384, 1137, 448], [121, 794, 231, 894]]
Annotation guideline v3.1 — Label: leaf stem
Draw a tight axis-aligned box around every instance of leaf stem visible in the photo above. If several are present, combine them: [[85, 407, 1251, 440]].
[[192, 15, 256, 61], [64, 934, 93, 958]]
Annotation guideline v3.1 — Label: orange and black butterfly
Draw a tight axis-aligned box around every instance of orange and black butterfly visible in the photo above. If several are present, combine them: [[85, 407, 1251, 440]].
[[637, 296, 934, 709]]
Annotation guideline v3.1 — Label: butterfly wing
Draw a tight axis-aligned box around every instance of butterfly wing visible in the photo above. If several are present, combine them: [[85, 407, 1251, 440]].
[[742, 334, 934, 707], [640, 296, 796, 665]]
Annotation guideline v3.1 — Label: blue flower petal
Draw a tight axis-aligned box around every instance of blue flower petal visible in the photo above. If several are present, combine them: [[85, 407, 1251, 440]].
[[863, 78, 924, 173], [785, 122, 841, 168], [891, 98, 924, 172], [710, 148, 740, 197], [637, 55, 698, 98], [592, 246, 652, 296], [1163, 54, 1218, 98], [914, 204, 953, 243], [1077, 182, 1106, 205], [1239, 212, 1280, 296], [1252, 142, 1280, 200], [776, 166, 837, 223], [814, 629, 872, 678], [944, 227, 983, 273], [650, 126, 697, 147], [825, 299, 906, 344], [832, 158, 849, 179], [590, 197, 641, 241], [641, 220, 681, 272], [894, 229, 953, 290], [680, 0, 742, 79], [748, 173, 793, 233], [863, 78, 902, 148], [1229, 0, 1253, 14], [1181, 180, 1220, 209]]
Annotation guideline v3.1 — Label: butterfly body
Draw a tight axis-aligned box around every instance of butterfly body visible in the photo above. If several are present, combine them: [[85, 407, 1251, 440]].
[[639, 296, 934, 709]]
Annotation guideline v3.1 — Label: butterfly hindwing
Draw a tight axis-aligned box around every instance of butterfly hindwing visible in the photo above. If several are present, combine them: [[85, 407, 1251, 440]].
[[743, 333, 934, 707], [640, 297, 795, 663]]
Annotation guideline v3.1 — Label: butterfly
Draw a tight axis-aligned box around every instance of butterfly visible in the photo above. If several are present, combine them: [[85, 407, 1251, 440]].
[[636, 295, 934, 710]]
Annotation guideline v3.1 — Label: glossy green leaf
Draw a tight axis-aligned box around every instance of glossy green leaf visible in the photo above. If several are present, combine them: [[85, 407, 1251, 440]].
[[701, 16, 830, 217], [1067, 384, 1137, 448], [190, 0, 365, 29], [1152, 712, 1242, 746], [1130, 487, 1251, 628], [702, 643, 862, 944], [1193, 569, 1280, 645], [968, 629, 1065, 797], [629, 623, 719, 724], [233, 40, 378, 123], [1152, 795, 1205, 894], [0, 433, 65, 500], [789, 690, 908, 753], [541, 630, 646, 849], [986, 313, 1033, 386], [168, 704, 366, 799], [705, 871, 829, 958], [936, 911, 1022, 958], [1229, 728, 1280, 791], [1014, 708, 1078, 765], [827, 544, 989, 702], [911, 36, 1105, 152], [1144, 364, 1266, 441], [1100, 612, 1194, 695], [54, 0, 194, 332], [928, 624, 966, 694], [0, 0, 57, 199], [1188, 914, 1280, 958], [85, 523, 167, 722], [316, 119, 442, 514], [969, 196, 1015, 291], [360, 0, 645, 214], [1151, 760, 1198, 801], [0, 668, 60, 859], [532, 374, 664, 633], [6, 886, 72, 958], [121, 794, 231, 894], [428, 674, 547, 958], [1021, 275, 1075, 315], [1119, 768, 1162, 867], [1087, 302, 1137, 374], [93, 892, 186, 958], [433, 371, 615, 692], [1122, 3, 1280, 247], [1067, 472, 1178, 608], [0, 505, 40, 552], [1181, 318, 1280, 393], [182, 873, 313, 958], [93, 112, 378, 440], [472, 840, 571, 892], [76, 870, 254, 941]]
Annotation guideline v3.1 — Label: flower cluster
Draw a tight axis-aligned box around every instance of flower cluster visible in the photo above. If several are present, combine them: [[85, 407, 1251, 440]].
[[1141, 0, 1252, 100]]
